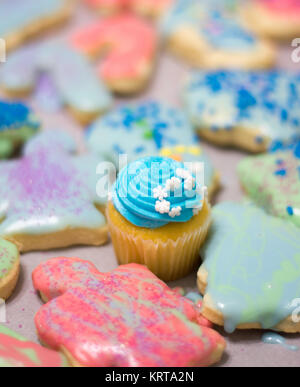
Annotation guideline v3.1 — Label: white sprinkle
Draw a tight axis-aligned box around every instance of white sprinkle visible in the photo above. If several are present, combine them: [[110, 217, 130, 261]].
[[176, 168, 190, 180], [169, 206, 182, 218], [165, 177, 181, 192], [155, 200, 171, 214], [153, 186, 168, 201], [108, 192, 113, 201]]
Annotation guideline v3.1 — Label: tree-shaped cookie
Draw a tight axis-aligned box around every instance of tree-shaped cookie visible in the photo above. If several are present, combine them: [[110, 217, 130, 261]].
[[71, 14, 157, 94], [0, 130, 108, 252], [33, 258, 226, 367]]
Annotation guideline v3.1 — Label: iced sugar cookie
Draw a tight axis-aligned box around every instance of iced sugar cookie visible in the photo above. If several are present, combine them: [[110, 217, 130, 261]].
[[71, 14, 157, 94], [184, 71, 300, 153], [86, 101, 195, 163], [238, 142, 300, 228], [0, 0, 72, 52], [0, 239, 19, 300], [161, 0, 275, 69], [159, 145, 220, 199], [0, 325, 68, 367], [198, 202, 300, 334], [242, 0, 300, 40], [0, 100, 40, 158], [1, 42, 112, 125], [84, 0, 172, 18], [0, 130, 108, 252], [33, 258, 225, 367]]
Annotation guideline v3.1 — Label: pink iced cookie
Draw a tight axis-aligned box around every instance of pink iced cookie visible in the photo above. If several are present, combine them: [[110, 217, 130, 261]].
[[84, 0, 172, 17], [0, 325, 69, 367], [71, 13, 157, 94], [256, 0, 300, 16], [33, 258, 226, 367]]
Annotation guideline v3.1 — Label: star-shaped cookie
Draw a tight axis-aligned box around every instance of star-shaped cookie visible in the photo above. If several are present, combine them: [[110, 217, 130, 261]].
[[0, 130, 108, 252], [33, 258, 226, 367]]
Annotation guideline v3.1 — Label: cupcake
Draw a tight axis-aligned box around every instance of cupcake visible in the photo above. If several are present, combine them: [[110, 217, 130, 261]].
[[107, 156, 211, 281]]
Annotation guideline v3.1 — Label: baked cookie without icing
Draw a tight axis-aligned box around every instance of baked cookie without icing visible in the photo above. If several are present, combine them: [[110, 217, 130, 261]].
[[0, 325, 69, 367], [161, 0, 275, 70], [0, 100, 40, 159], [84, 0, 172, 18], [0, 0, 72, 52], [198, 202, 300, 334], [0, 239, 19, 300], [238, 142, 300, 228], [71, 14, 157, 94], [33, 258, 225, 367], [242, 0, 300, 40], [183, 70, 300, 153], [0, 130, 108, 252], [1, 42, 112, 125]]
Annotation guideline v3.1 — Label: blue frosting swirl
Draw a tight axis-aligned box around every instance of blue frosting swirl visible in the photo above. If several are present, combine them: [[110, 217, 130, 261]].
[[112, 156, 204, 229]]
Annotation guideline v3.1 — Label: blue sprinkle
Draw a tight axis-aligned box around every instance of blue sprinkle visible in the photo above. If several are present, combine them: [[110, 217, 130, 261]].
[[274, 169, 287, 177], [287, 206, 294, 216], [280, 109, 288, 122], [294, 142, 300, 159]]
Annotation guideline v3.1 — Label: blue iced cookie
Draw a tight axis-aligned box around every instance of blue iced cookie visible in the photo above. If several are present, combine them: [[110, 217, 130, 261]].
[[0, 0, 72, 52], [86, 101, 219, 196], [184, 70, 300, 152], [0, 100, 40, 158], [160, 0, 275, 69], [1, 42, 112, 125], [198, 202, 300, 334]]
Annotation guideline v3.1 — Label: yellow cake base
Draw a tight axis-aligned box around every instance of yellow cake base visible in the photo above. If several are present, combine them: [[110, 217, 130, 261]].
[[107, 200, 211, 282]]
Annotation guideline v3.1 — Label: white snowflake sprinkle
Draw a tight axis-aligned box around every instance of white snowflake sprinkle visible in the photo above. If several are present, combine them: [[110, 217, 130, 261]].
[[176, 168, 190, 180], [165, 177, 181, 192], [153, 186, 168, 201], [169, 206, 182, 218], [155, 200, 171, 214], [184, 176, 195, 191]]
